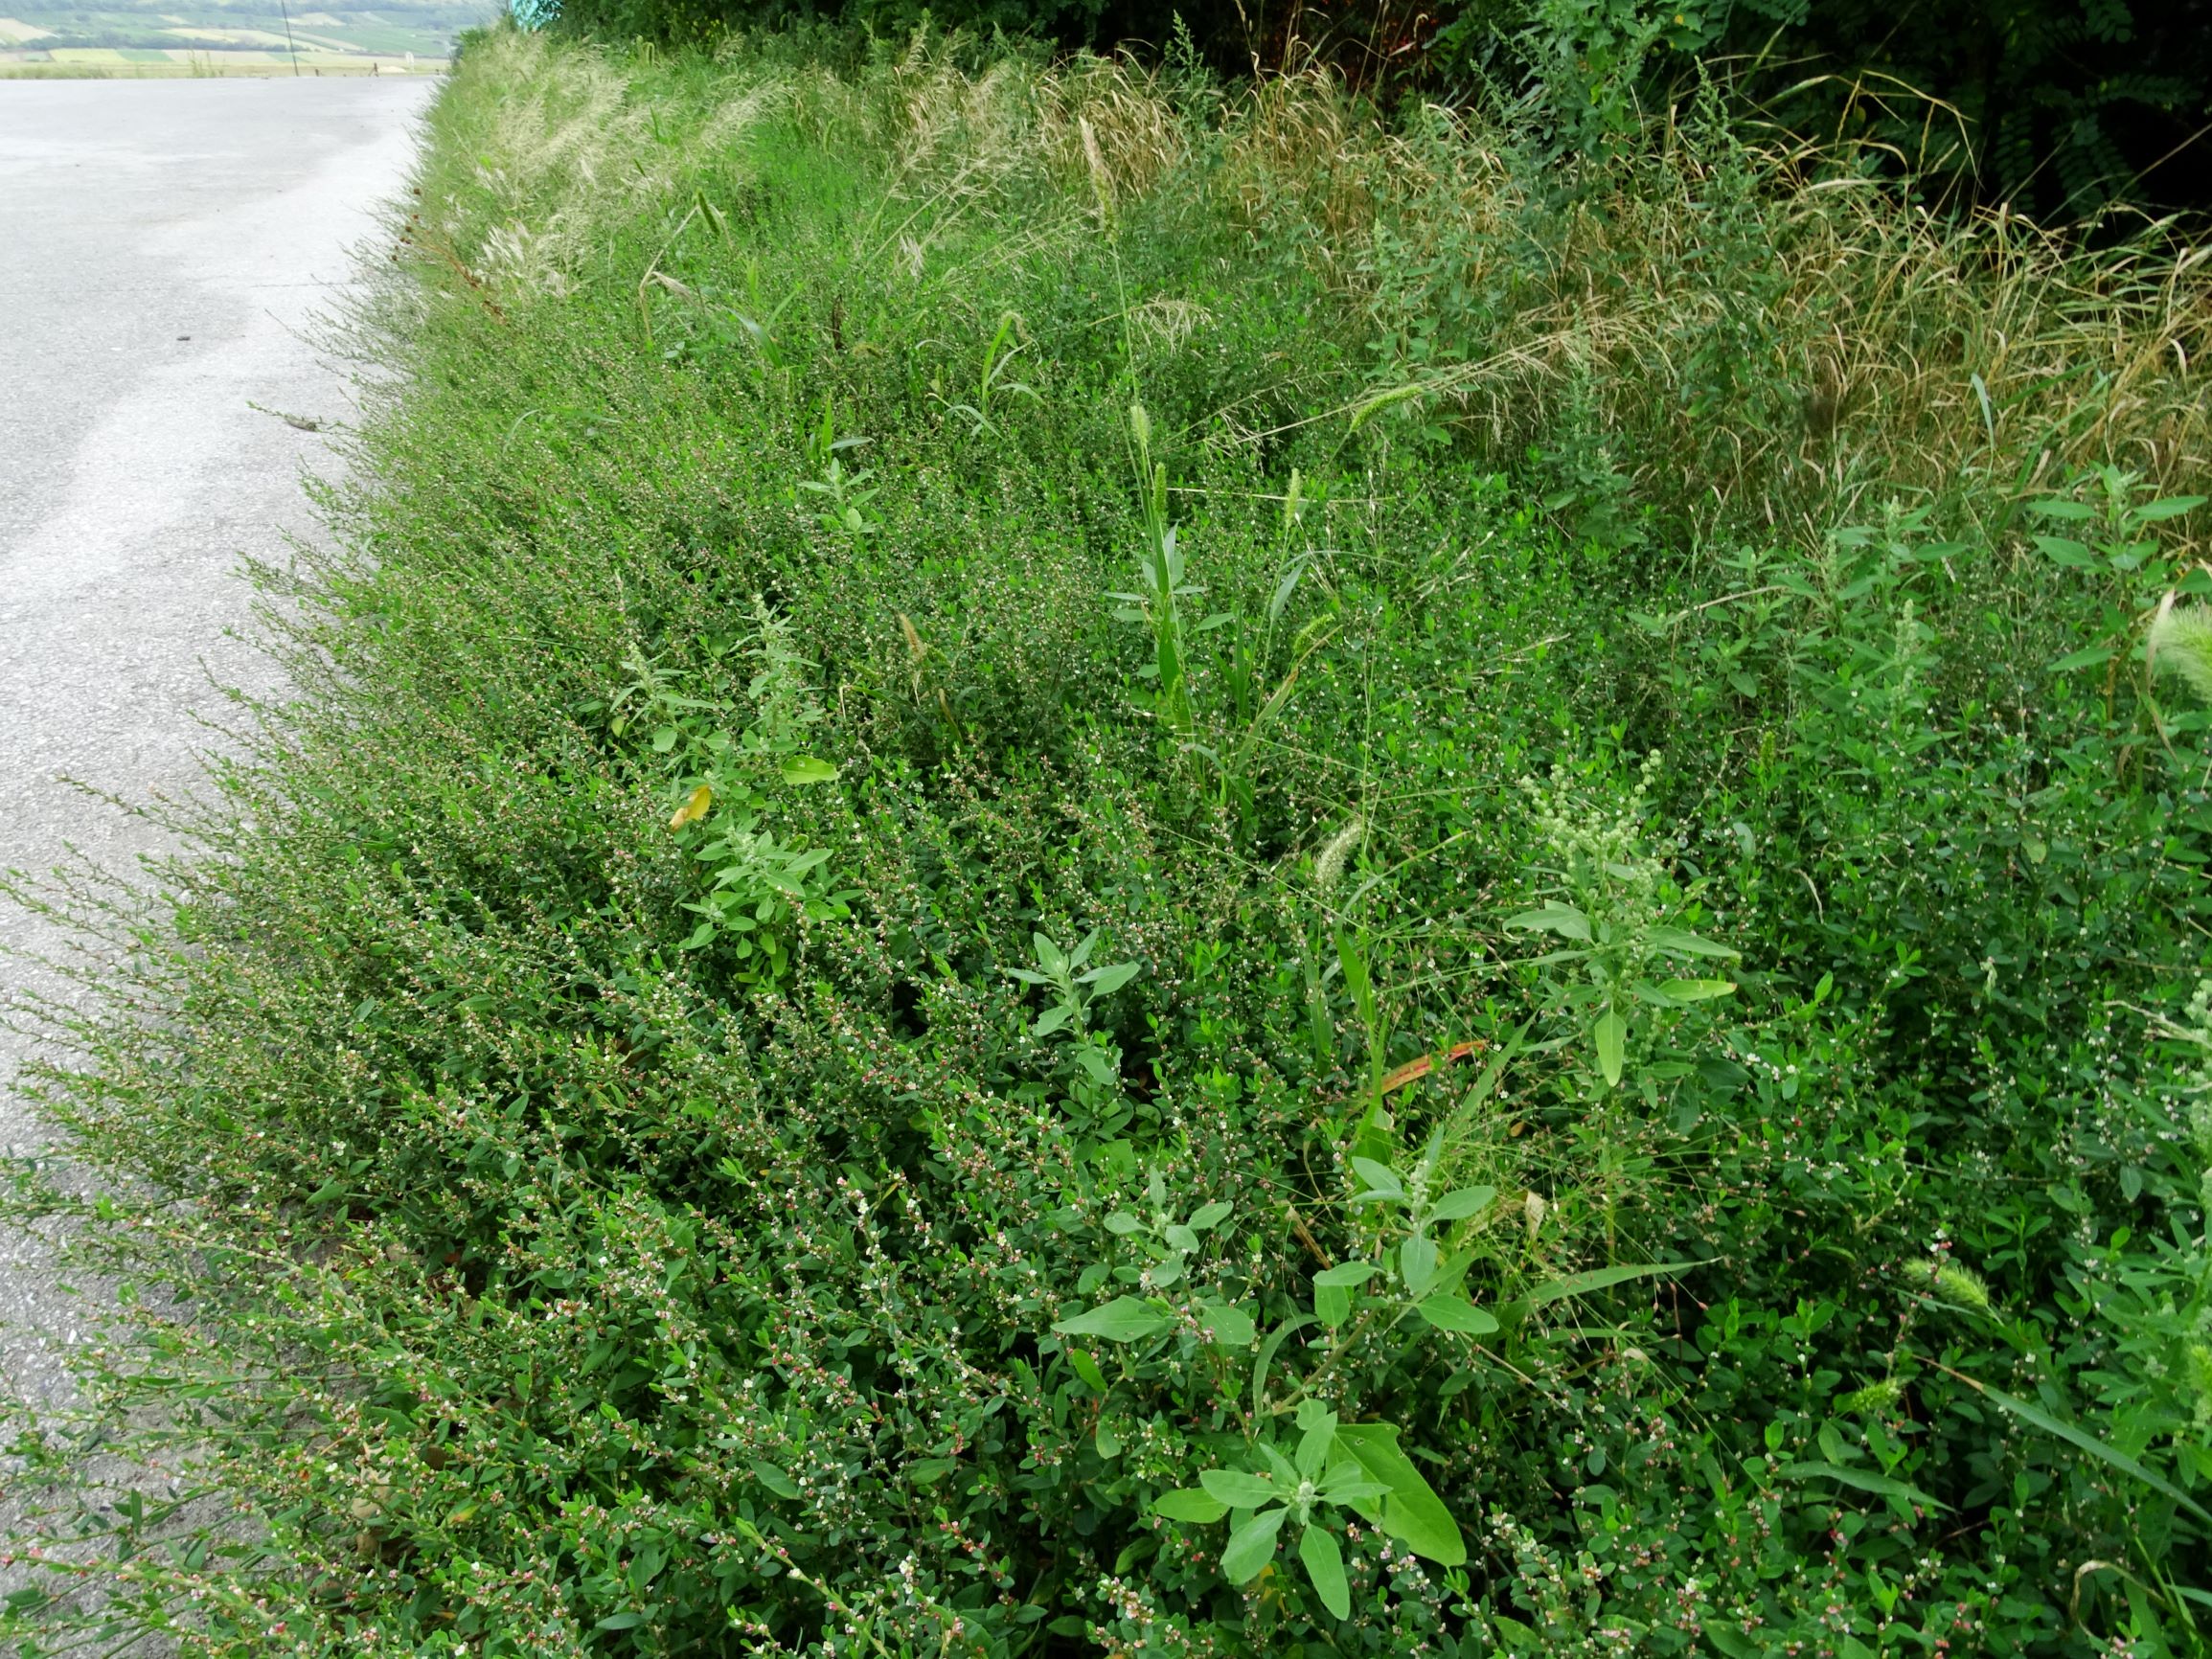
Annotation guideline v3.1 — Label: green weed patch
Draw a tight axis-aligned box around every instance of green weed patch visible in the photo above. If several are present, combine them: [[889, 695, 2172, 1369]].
[[5, 26, 2211, 1656]]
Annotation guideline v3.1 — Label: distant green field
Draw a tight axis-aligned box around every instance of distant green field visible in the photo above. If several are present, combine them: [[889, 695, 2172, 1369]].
[[0, 0, 490, 62], [0, 54, 448, 73]]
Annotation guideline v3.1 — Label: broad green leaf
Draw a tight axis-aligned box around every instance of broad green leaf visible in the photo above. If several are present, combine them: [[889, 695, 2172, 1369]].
[[2132, 495, 2207, 521], [1319, 1462, 1390, 1505], [597, 1612, 649, 1630], [1220, 1506, 1288, 1582], [1399, 1237, 1439, 1296], [1315, 1283, 1352, 1329], [1592, 1011, 1626, 1087], [1189, 1200, 1233, 1231], [1299, 1524, 1352, 1620], [1414, 1293, 1499, 1335], [1164, 1224, 1199, 1253], [1649, 927, 1740, 960], [1071, 1043, 1117, 1086], [1032, 932, 1064, 972], [2032, 534, 2097, 568], [1294, 1400, 1338, 1477], [1332, 1422, 1466, 1566], [1080, 962, 1141, 996], [1104, 1212, 1145, 1236], [1032, 1003, 1072, 1037], [1152, 1488, 1228, 1524], [1199, 1467, 1280, 1509], [2050, 647, 2114, 671], [1053, 1297, 1170, 1343], [750, 1461, 800, 1499], [1197, 1301, 1256, 1349], [1295, 1428, 1337, 1483], [1349, 1157, 1403, 1199], [780, 756, 838, 785], [1428, 1185, 1496, 1222], [1657, 978, 1736, 1002], [1776, 1461, 1950, 1513], [1313, 1262, 1378, 1289], [1067, 1350, 1108, 1393], [1504, 903, 1591, 942]]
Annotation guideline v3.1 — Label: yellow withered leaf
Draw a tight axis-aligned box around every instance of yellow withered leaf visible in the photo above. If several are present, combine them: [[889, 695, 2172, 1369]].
[[669, 784, 712, 830]]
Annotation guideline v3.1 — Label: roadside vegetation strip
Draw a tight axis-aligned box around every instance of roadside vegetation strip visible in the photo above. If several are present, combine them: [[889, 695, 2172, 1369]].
[[4, 21, 2211, 1655]]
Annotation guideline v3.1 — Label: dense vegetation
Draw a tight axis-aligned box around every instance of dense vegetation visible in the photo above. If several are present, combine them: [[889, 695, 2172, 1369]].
[[539, 0, 2212, 221], [7, 19, 2212, 1656]]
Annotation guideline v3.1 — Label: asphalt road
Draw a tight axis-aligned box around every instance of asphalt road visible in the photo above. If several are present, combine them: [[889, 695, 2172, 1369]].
[[0, 79, 432, 1409]]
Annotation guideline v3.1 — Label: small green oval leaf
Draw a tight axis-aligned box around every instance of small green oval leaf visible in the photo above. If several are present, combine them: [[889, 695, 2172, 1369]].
[[1053, 1296, 1171, 1343], [1220, 1506, 1288, 1582], [1153, 1488, 1229, 1524], [1414, 1292, 1499, 1335], [1199, 1467, 1280, 1509], [1428, 1185, 1496, 1222], [1658, 978, 1737, 1002], [750, 1461, 800, 1499], [1592, 1011, 1626, 1087], [1299, 1523, 1351, 1620]]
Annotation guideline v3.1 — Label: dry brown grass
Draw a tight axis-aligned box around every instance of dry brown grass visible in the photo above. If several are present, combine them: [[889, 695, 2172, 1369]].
[[1209, 81, 2211, 553], [436, 28, 2209, 557]]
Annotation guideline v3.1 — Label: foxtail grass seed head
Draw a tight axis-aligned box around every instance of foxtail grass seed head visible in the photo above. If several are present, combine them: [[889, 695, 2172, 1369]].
[[1928, 1260, 1992, 1313], [1838, 1377, 1904, 1415], [2148, 602, 2212, 705], [1080, 115, 1114, 225], [1312, 817, 1362, 895]]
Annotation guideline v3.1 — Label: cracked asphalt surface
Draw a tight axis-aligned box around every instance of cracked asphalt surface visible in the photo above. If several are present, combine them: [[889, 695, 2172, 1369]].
[[0, 78, 432, 1411]]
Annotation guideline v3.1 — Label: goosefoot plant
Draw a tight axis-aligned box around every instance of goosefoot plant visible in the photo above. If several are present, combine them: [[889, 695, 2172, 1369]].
[[612, 602, 849, 986], [1504, 755, 1740, 1096], [1007, 927, 1144, 1116], [1047, 1136, 1484, 1633]]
